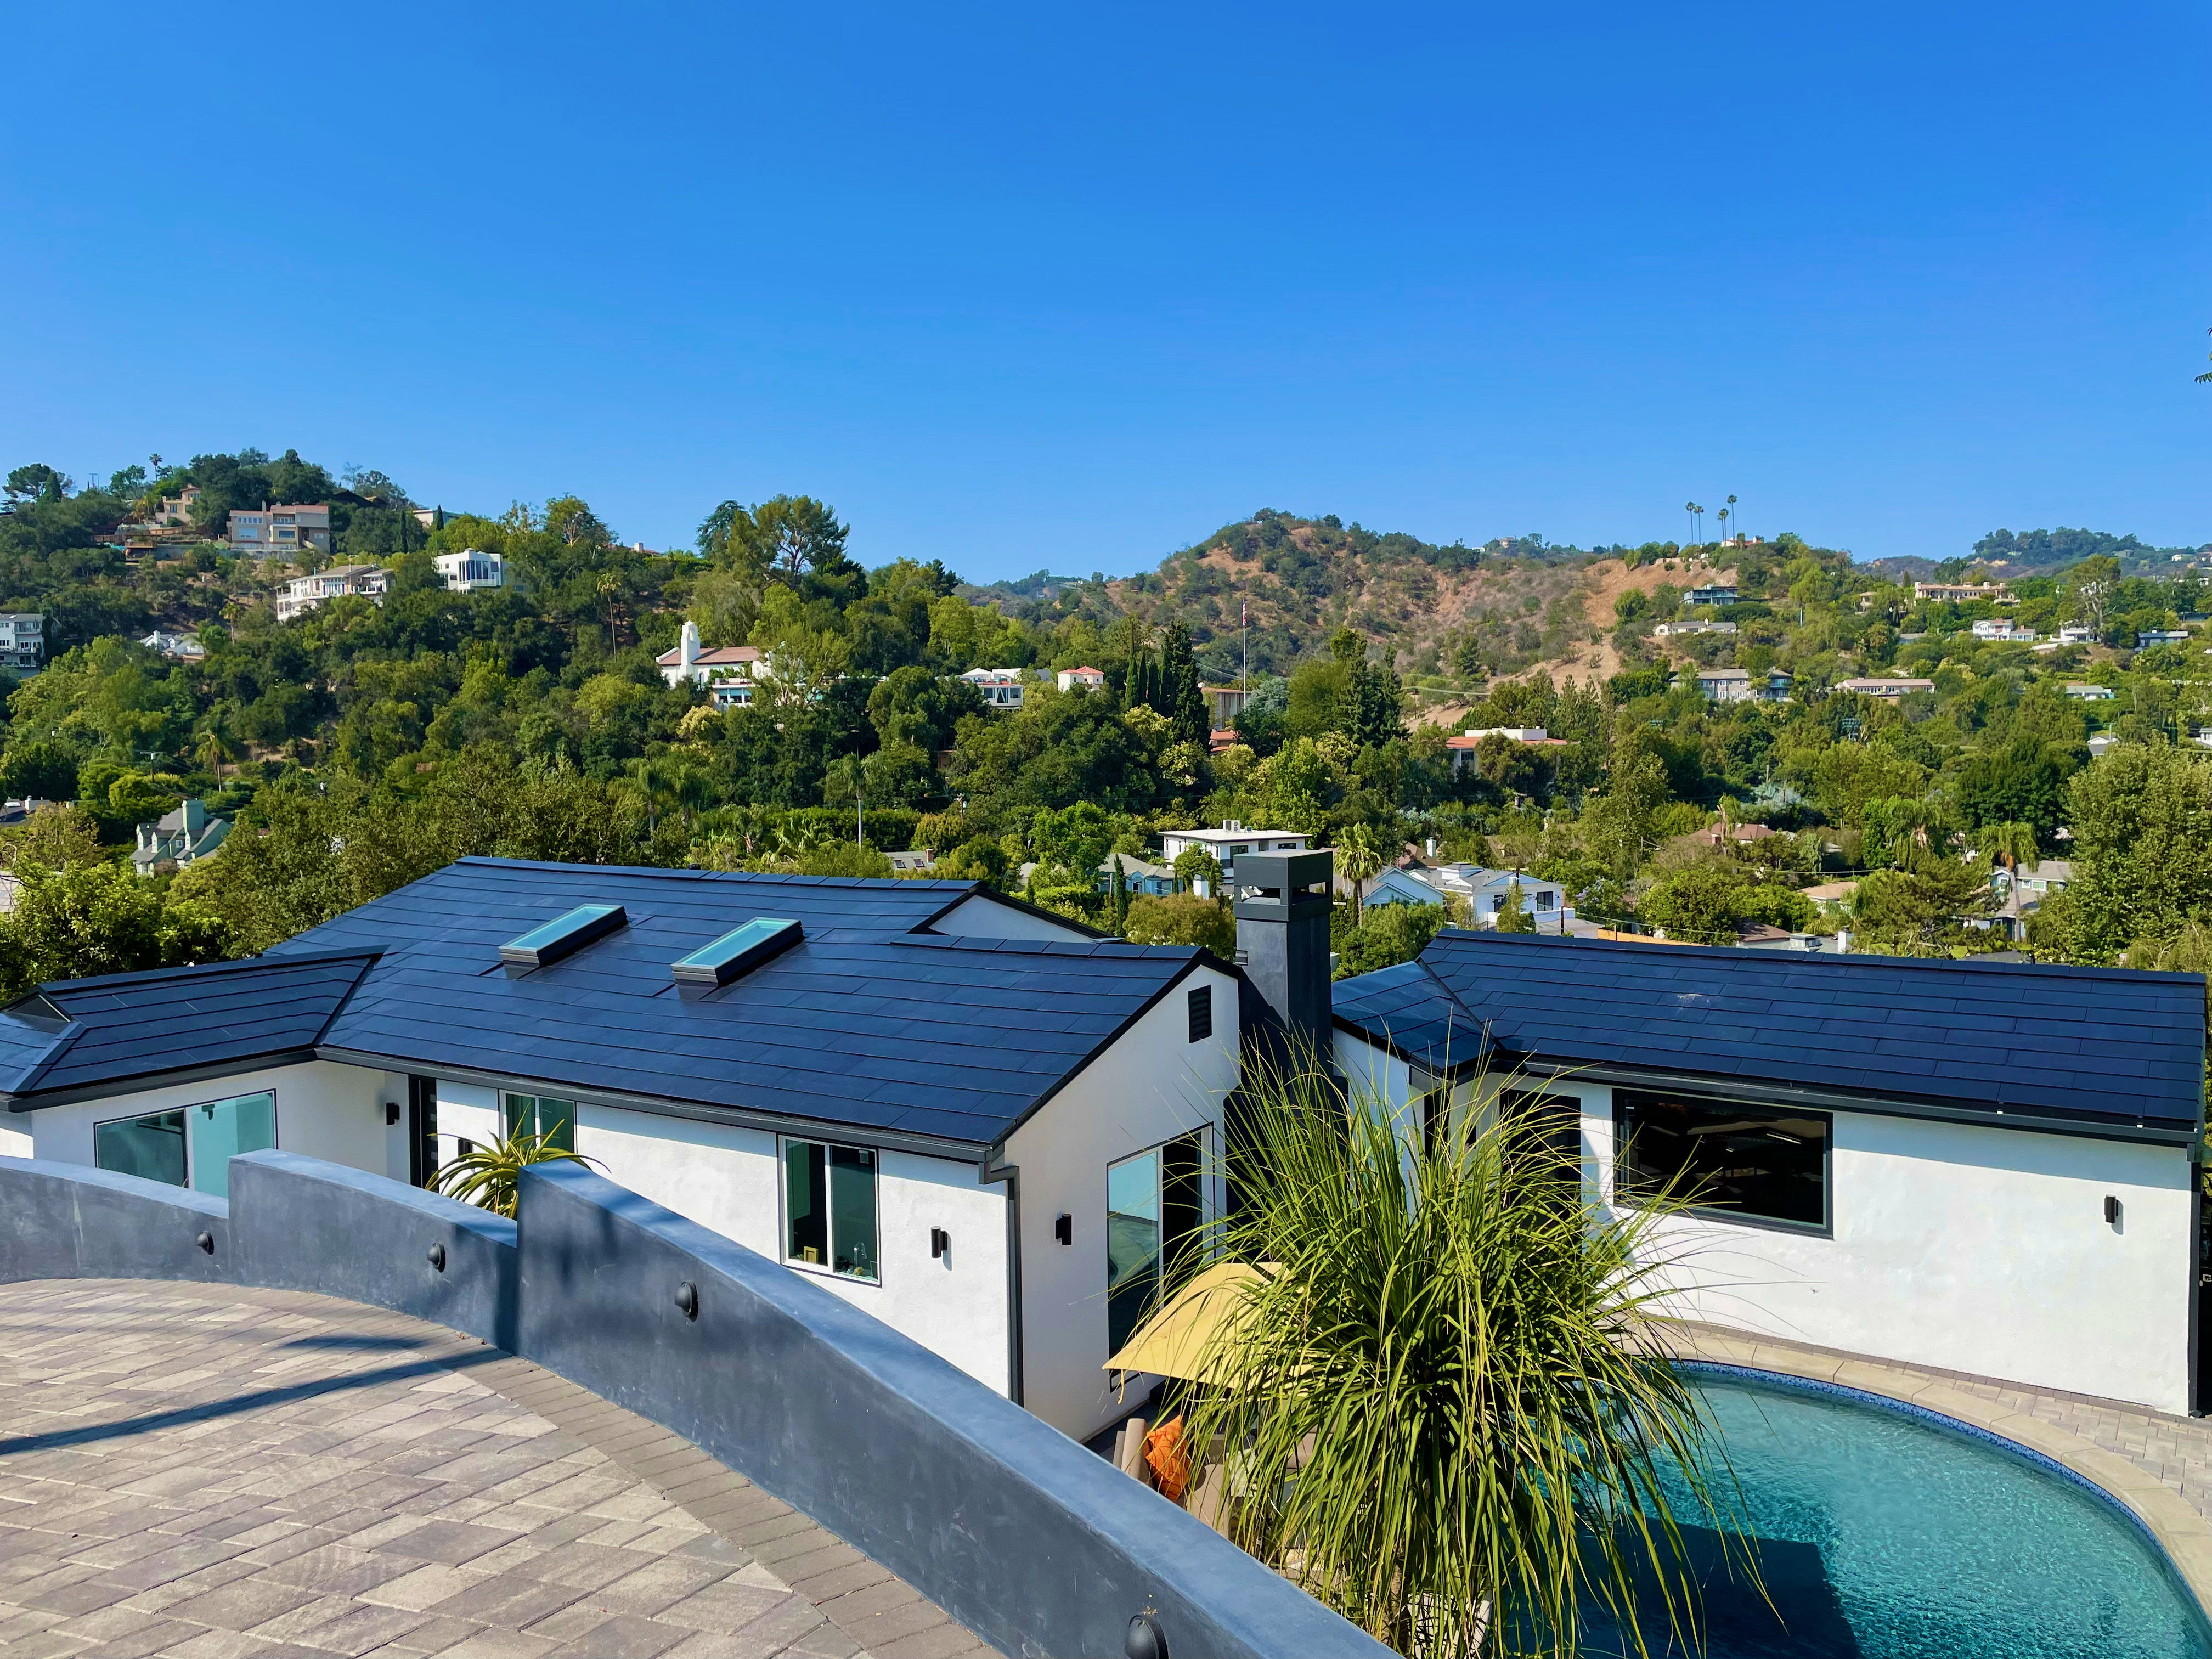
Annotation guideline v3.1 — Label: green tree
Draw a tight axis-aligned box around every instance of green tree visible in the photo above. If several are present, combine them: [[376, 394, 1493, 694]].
[[1639, 864, 1745, 943], [1157, 620, 1209, 748], [0, 861, 234, 1000], [1334, 822, 1382, 923], [2053, 746, 2212, 962], [1122, 893, 1235, 956], [1493, 877, 1540, 933]]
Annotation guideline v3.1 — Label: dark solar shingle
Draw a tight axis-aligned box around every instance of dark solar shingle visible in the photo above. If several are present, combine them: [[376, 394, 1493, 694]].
[[8, 859, 1201, 1147], [1333, 930, 2208, 1132]]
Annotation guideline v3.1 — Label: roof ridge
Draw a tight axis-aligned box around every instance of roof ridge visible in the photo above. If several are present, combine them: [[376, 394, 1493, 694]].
[[1423, 928, 2208, 986], [38, 947, 382, 995], [448, 855, 978, 891]]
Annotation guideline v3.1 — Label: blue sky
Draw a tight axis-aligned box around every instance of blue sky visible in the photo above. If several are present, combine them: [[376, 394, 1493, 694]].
[[3, 3, 2206, 578]]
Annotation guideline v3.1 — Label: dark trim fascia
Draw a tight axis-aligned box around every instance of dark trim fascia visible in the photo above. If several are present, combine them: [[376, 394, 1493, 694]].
[[986, 955, 1214, 1150], [317, 1045, 992, 1164], [979, 1149, 1024, 1408], [1508, 1055, 2200, 1150], [3, 1047, 324, 1113]]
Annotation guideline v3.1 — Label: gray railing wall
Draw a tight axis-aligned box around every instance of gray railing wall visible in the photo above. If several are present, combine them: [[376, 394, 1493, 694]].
[[0, 1152, 1387, 1659]]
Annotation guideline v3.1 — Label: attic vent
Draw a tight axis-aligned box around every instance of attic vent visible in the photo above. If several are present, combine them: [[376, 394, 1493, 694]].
[[499, 904, 627, 969], [673, 917, 802, 989]]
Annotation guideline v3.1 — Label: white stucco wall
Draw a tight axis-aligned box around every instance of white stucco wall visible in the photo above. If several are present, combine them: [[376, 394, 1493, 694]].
[[1329, 1032, 2198, 1414], [1555, 1074, 2194, 1414], [27, 1061, 398, 1188], [0, 1116, 33, 1159], [567, 1102, 1011, 1396], [1005, 963, 1242, 1441]]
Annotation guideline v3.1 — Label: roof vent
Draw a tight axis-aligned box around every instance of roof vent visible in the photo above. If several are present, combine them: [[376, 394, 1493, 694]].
[[499, 904, 627, 970], [672, 917, 802, 993]]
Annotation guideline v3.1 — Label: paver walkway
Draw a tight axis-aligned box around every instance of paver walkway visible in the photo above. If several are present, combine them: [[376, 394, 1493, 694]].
[[0, 1279, 992, 1659]]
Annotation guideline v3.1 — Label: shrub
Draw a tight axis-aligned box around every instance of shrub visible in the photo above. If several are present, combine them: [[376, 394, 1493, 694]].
[[1122, 893, 1234, 956]]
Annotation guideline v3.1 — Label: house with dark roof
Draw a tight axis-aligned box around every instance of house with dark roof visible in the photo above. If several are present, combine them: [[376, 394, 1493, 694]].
[[1331, 929, 2209, 1414], [0, 857, 1251, 1440]]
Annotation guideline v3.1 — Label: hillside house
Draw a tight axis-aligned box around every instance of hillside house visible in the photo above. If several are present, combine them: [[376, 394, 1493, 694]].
[[1836, 676, 1936, 701], [2063, 683, 2116, 702], [1054, 666, 1106, 692], [657, 620, 761, 706], [1157, 823, 1309, 890], [1363, 864, 1565, 929], [1203, 684, 1250, 725], [1915, 582, 2012, 603], [276, 565, 388, 622], [962, 668, 1026, 709], [229, 504, 332, 557], [1681, 585, 1740, 607], [434, 550, 505, 591], [1686, 667, 1791, 704], [0, 613, 44, 675], [139, 629, 204, 662], [131, 798, 229, 877], [1972, 619, 2037, 642], [1332, 930, 2208, 1414]]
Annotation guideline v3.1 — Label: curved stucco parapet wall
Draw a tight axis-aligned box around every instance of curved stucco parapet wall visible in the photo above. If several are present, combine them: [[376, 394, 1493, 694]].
[[1673, 1351, 2212, 1621], [0, 1152, 1389, 1659]]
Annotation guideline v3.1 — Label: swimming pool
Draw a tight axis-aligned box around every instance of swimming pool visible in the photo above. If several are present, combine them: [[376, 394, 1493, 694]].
[[1578, 1368, 2212, 1658]]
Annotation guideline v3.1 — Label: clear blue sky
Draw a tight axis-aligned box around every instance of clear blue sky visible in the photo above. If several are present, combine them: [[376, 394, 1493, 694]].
[[4, 3, 2206, 578]]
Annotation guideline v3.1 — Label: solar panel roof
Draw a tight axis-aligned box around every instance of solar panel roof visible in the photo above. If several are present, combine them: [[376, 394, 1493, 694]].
[[1333, 929, 2208, 1135], [3, 859, 1204, 1148]]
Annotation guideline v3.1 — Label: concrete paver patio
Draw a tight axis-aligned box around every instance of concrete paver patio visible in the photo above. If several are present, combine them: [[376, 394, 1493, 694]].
[[0, 1279, 992, 1659]]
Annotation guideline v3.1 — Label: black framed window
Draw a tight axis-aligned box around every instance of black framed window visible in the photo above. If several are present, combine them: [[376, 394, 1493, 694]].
[[1187, 985, 1212, 1043], [1613, 1088, 1830, 1231], [782, 1137, 879, 1282], [503, 1092, 575, 1152]]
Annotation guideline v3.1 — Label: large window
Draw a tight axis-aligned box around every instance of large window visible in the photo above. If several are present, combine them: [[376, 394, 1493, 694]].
[[94, 1091, 276, 1197], [783, 1138, 879, 1282], [503, 1092, 575, 1152], [1613, 1089, 1829, 1231], [1106, 1133, 1204, 1355]]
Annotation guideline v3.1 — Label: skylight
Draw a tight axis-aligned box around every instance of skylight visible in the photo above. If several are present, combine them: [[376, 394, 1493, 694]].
[[672, 917, 803, 989], [499, 904, 628, 969]]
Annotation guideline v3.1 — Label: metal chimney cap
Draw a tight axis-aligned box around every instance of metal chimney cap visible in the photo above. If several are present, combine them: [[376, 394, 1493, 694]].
[[1234, 847, 1334, 892]]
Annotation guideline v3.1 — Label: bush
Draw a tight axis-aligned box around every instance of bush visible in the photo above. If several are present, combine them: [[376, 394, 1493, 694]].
[[1122, 893, 1235, 957], [1334, 900, 1449, 977]]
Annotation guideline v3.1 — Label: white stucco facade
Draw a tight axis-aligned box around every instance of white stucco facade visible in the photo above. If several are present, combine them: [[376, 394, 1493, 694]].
[[1332, 1026, 2198, 1415], [29, 1061, 399, 1186], [1004, 962, 1242, 1440]]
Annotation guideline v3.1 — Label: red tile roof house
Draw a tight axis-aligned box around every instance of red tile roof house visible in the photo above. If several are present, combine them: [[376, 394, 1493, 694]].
[[658, 620, 765, 705]]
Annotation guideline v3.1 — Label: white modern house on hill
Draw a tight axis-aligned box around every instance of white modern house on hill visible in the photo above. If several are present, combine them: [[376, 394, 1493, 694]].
[[276, 565, 389, 622], [434, 549, 505, 591]]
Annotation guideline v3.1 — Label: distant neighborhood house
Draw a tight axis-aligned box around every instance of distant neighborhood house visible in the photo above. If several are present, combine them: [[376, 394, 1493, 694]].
[[961, 667, 1026, 709], [433, 549, 505, 592], [275, 565, 389, 623], [139, 629, 205, 662], [228, 504, 332, 557], [1836, 676, 1936, 701], [657, 621, 762, 707], [1686, 667, 1791, 704], [0, 613, 44, 675], [1054, 665, 1106, 692], [132, 798, 229, 878]]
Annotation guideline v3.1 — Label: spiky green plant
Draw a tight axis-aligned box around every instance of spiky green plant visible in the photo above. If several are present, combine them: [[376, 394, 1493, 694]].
[[1182, 1057, 1742, 1657], [430, 1130, 596, 1218]]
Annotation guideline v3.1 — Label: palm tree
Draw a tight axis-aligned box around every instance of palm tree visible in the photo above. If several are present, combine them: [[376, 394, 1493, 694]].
[[1984, 820, 2040, 879], [1725, 493, 1739, 543], [1180, 1058, 1739, 1657], [191, 716, 239, 784], [1335, 822, 1383, 923]]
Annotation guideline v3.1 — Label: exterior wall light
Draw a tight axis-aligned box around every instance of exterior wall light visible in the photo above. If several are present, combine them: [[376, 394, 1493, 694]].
[[1054, 1214, 1073, 1246]]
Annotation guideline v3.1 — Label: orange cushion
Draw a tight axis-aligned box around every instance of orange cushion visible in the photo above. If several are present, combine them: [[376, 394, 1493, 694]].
[[1143, 1414, 1190, 1502]]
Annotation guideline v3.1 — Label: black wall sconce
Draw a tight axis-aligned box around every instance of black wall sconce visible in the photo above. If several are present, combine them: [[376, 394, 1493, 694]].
[[930, 1227, 950, 1260], [2105, 1195, 2122, 1226], [385, 1101, 402, 1126], [1054, 1213, 1073, 1246]]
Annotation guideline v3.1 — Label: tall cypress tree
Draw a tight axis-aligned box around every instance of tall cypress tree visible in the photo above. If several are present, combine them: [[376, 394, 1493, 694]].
[[1159, 620, 1208, 747]]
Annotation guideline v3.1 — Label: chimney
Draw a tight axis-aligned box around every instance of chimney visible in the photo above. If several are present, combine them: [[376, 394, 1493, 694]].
[[679, 619, 699, 673], [1233, 848, 1335, 1066]]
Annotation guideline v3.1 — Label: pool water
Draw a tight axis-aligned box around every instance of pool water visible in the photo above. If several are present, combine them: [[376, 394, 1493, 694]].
[[1578, 1371, 2212, 1659]]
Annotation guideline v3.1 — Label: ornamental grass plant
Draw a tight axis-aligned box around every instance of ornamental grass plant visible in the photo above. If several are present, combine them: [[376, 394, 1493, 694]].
[[1181, 1056, 1744, 1657]]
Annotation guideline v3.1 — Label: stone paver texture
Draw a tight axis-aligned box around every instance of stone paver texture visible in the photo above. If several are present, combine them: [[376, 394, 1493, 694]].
[[0, 1280, 993, 1659]]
